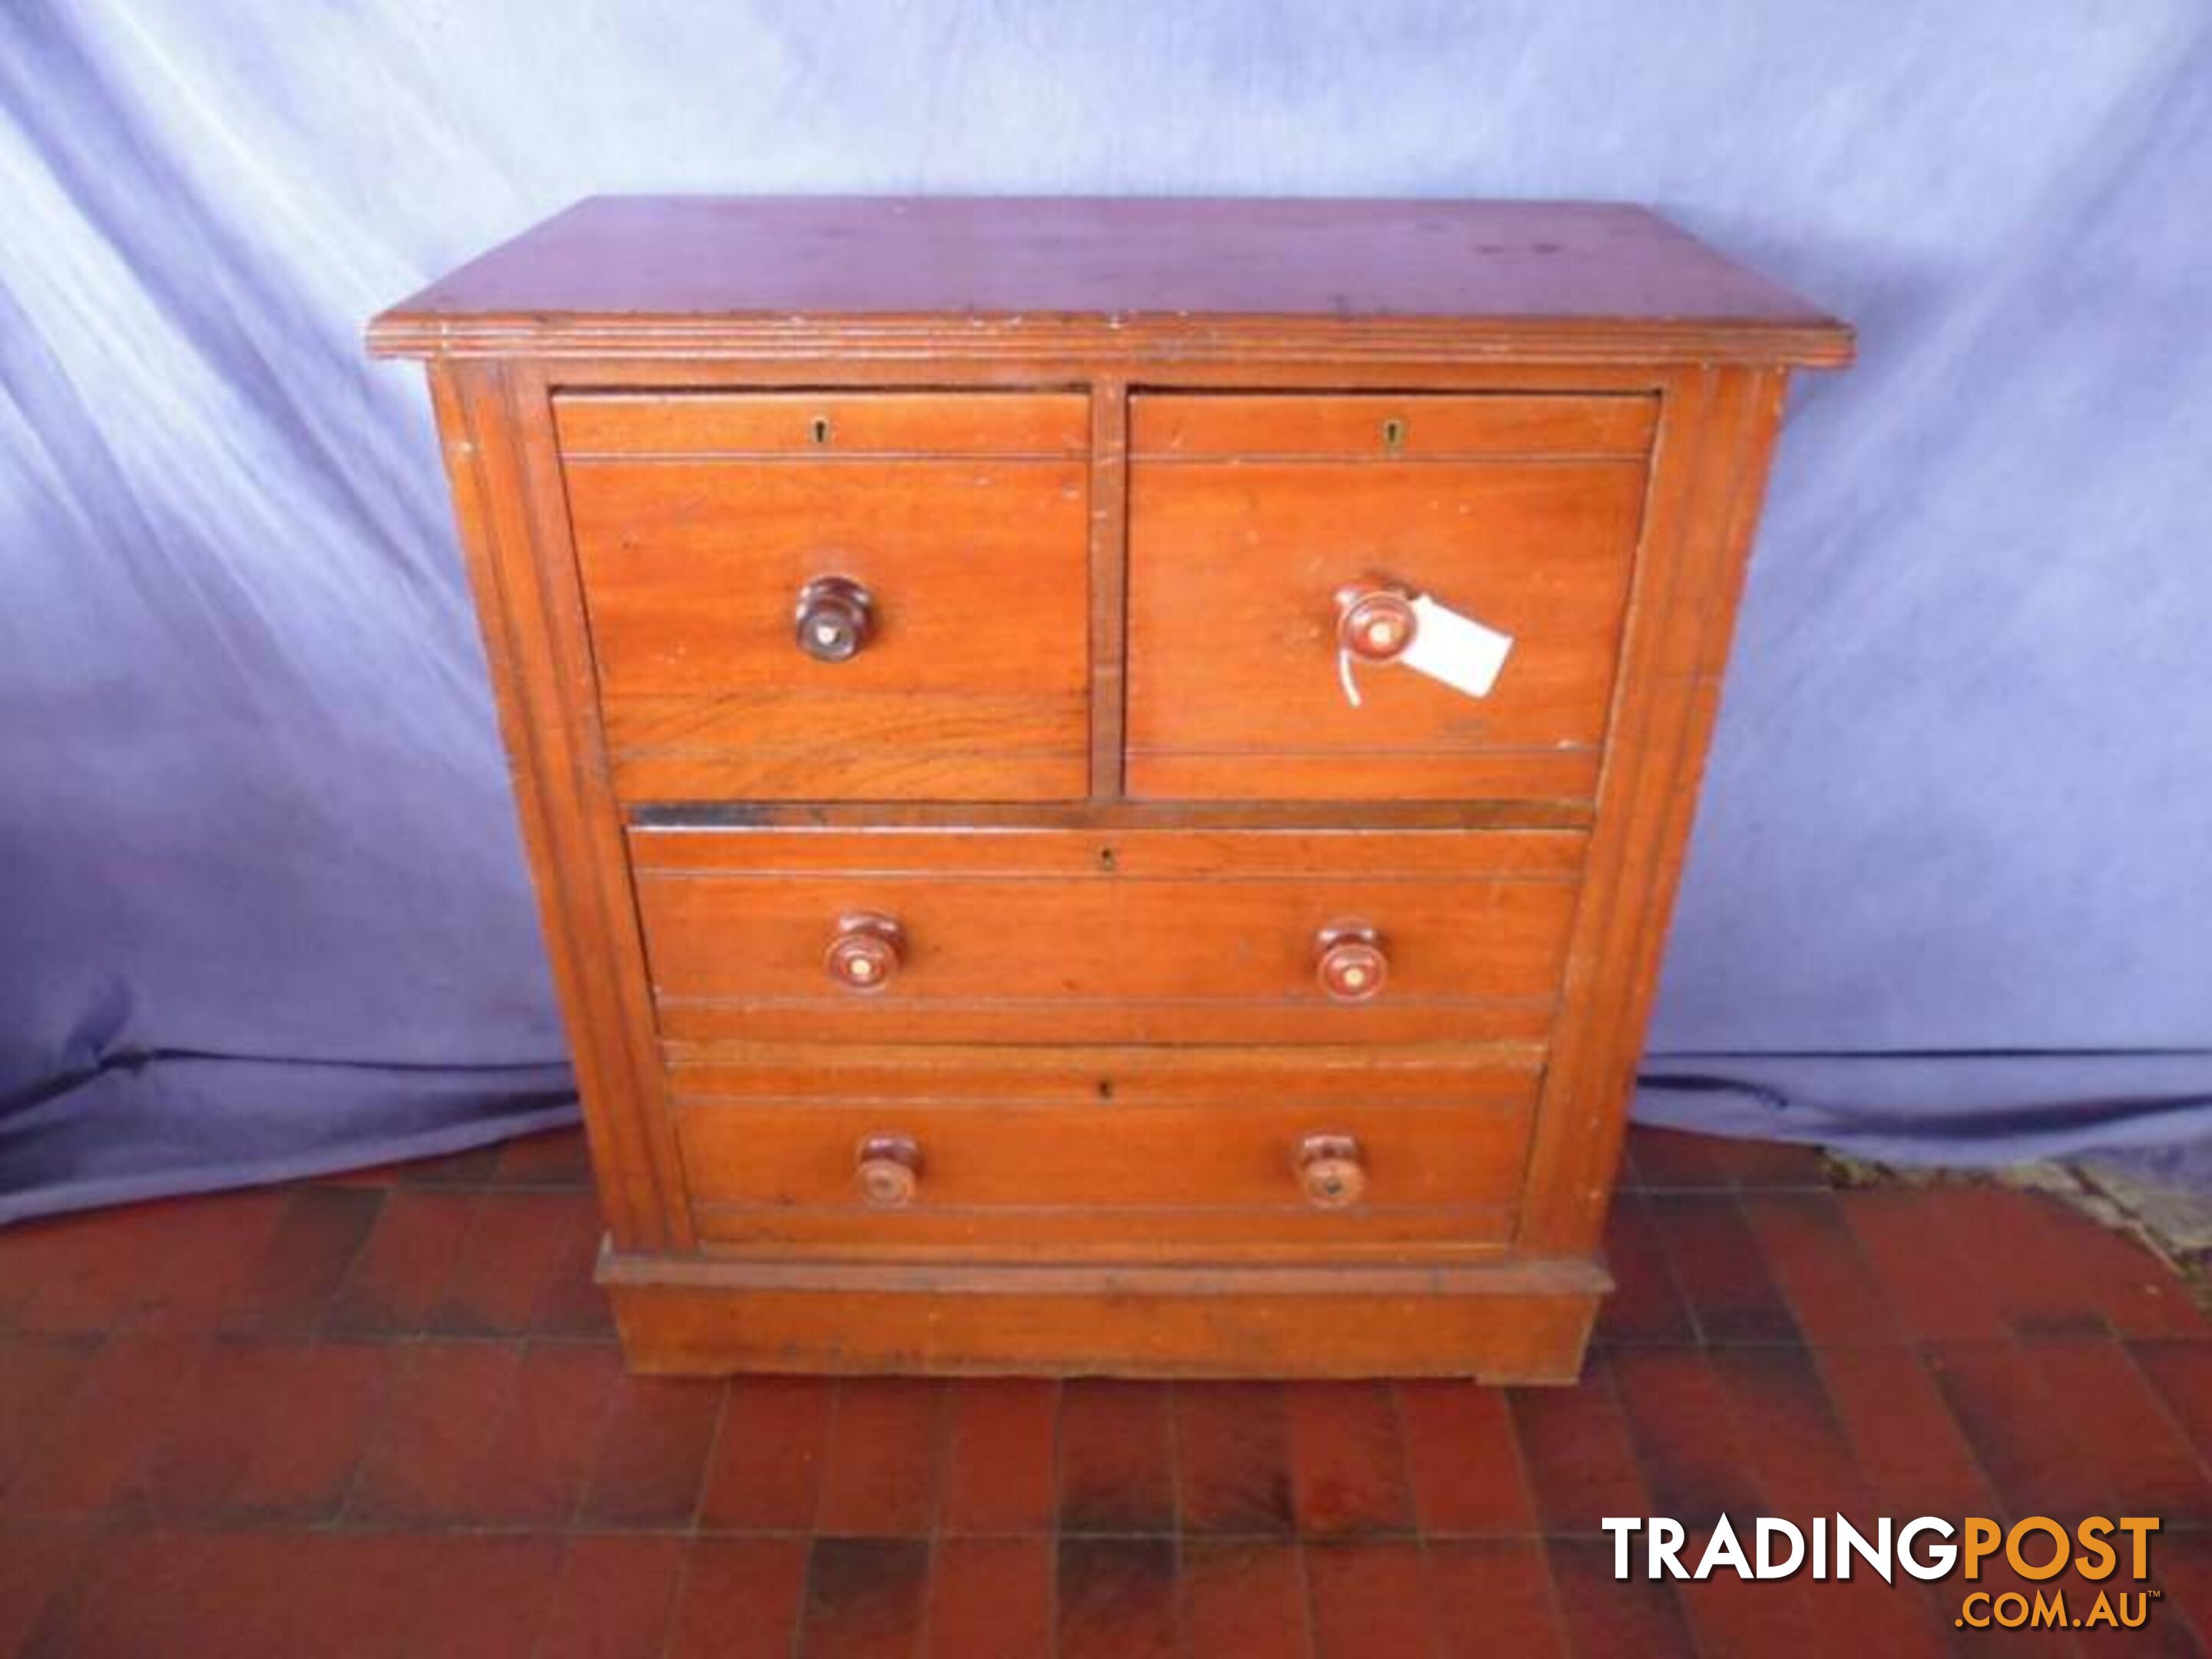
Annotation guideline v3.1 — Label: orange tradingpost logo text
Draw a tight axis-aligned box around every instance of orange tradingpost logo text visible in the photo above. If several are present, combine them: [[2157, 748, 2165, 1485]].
[[1604, 1515, 2164, 1632]]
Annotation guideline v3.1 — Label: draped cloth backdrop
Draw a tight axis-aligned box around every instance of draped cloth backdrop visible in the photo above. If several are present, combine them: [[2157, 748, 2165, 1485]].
[[5, 2, 2210, 1221]]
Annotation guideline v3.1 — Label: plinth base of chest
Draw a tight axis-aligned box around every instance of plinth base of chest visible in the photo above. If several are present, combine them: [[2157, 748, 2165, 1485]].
[[598, 1245, 1608, 1381]]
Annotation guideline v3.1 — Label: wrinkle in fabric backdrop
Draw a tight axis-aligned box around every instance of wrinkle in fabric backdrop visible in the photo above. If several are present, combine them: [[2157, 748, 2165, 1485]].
[[2, 2, 2210, 1220]]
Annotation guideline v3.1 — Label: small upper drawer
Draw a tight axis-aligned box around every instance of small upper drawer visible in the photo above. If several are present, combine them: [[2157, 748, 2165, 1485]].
[[558, 392, 1089, 803], [1125, 392, 1653, 803]]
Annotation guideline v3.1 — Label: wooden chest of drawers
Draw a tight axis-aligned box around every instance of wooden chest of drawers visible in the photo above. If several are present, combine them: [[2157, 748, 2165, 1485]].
[[371, 197, 1849, 1379]]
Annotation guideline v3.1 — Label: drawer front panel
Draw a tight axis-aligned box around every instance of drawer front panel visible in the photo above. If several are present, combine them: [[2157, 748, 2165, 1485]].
[[631, 827, 1581, 1045], [670, 1048, 1535, 1257], [558, 392, 1090, 802], [1126, 392, 1651, 802]]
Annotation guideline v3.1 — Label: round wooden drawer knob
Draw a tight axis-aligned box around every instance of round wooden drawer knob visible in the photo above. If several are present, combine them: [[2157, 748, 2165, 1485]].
[[795, 575, 876, 663], [1296, 1133, 1368, 1209], [826, 912, 903, 992], [1334, 582, 1418, 664], [1314, 922, 1389, 1002], [856, 1133, 922, 1208]]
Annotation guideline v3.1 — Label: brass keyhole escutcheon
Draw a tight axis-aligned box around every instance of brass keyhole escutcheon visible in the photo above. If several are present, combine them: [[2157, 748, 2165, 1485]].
[[1381, 416, 1406, 450], [810, 414, 833, 446]]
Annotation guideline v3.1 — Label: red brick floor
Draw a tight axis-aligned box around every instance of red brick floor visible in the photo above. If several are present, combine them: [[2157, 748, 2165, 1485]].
[[3, 1125, 2211, 1656]]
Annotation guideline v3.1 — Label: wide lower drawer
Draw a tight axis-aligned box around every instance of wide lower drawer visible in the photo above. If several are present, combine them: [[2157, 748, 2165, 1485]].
[[631, 827, 1583, 1045], [668, 1047, 1535, 1258]]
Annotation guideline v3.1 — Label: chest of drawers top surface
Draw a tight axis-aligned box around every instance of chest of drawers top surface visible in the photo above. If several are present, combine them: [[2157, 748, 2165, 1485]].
[[374, 197, 1846, 1380], [369, 194, 1850, 362]]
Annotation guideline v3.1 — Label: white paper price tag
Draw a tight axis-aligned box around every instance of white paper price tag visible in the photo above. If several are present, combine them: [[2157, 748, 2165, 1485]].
[[1399, 594, 1513, 698]]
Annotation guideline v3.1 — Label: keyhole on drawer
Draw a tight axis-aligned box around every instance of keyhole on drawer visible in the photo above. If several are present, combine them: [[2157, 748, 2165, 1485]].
[[1381, 416, 1406, 450], [1097, 845, 1117, 871], [810, 415, 832, 446], [1096, 1078, 1114, 1101]]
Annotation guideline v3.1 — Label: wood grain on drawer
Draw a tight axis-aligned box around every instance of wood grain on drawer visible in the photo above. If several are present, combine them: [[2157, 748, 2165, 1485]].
[[1131, 392, 1656, 459], [670, 1047, 1535, 1257], [631, 827, 1581, 1045], [1125, 392, 1651, 803], [558, 392, 1088, 802], [557, 390, 1089, 457]]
